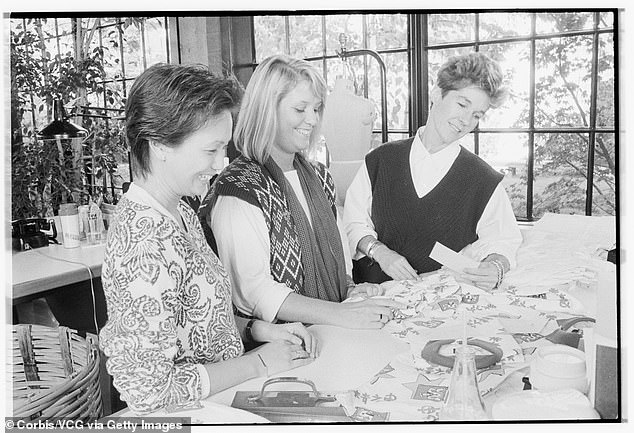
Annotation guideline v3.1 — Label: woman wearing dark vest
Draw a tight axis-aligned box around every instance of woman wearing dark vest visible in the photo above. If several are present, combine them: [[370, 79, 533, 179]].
[[198, 55, 401, 329], [344, 52, 522, 290]]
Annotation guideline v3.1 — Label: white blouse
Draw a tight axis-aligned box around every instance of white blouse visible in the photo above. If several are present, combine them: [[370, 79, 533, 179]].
[[343, 127, 522, 267], [210, 170, 352, 322]]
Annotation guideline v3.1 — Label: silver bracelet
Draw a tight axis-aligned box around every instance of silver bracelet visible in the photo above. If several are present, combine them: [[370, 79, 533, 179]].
[[366, 239, 383, 261], [489, 259, 504, 289], [257, 353, 269, 377]]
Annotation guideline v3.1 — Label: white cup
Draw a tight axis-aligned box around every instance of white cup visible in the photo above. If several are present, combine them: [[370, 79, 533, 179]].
[[58, 203, 81, 248]]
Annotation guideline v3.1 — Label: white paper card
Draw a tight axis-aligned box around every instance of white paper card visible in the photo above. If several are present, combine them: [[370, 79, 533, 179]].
[[429, 241, 479, 273]]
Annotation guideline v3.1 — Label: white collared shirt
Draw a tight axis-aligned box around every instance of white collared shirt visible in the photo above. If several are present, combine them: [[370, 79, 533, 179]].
[[343, 127, 522, 267], [210, 171, 352, 322]]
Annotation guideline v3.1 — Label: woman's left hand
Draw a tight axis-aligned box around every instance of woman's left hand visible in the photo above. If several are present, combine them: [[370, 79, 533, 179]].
[[252, 321, 318, 358], [461, 261, 499, 291]]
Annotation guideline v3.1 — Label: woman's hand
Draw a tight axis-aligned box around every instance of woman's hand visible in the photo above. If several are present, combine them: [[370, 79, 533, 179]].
[[461, 262, 499, 291], [347, 282, 385, 299], [373, 245, 418, 281], [461, 255, 509, 292], [249, 340, 315, 377], [335, 298, 407, 329], [252, 321, 318, 358]]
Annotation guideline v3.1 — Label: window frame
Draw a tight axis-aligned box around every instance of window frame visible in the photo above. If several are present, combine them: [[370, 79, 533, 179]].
[[248, 10, 617, 222]]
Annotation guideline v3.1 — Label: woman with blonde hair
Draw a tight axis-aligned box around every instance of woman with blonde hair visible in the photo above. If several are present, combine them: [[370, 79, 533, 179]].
[[199, 55, 401, 329]]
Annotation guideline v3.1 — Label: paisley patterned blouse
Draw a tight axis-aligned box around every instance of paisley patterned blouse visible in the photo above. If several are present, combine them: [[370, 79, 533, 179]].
[[99, 184, 244, 414]]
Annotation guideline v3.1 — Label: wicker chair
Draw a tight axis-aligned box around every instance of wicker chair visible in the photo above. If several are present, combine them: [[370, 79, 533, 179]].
[[11, 324, 103, 420]]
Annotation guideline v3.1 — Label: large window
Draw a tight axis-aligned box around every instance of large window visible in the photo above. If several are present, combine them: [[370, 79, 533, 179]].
[[254, 14, 410, 147], [252, 11, 616, 221], [10, 17, 169, 218]]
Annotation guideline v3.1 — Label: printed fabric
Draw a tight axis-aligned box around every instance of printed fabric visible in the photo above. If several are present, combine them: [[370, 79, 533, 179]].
[[99, 193, 243, 415]]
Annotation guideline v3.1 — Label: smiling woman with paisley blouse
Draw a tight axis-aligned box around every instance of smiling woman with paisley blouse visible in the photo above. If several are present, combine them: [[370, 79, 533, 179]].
[[99, 64, 317, 415]]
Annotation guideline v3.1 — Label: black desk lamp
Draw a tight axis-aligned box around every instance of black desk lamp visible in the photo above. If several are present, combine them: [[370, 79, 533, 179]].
[[37, 99, 87, 139]]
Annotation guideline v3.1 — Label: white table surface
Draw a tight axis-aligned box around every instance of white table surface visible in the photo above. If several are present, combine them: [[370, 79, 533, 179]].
[[12, 241, 105, 303]]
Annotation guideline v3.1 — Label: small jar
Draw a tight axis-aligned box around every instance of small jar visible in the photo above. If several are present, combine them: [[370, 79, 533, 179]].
[[58, 203, 81, 248]]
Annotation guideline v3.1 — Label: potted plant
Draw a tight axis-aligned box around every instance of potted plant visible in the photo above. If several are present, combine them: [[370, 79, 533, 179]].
[[10, 18, 128, 220]]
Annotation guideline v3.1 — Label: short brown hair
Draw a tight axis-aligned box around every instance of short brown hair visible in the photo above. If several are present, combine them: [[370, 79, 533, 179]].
[[125, 63, 242, 178], [436, 52, 508, 108]]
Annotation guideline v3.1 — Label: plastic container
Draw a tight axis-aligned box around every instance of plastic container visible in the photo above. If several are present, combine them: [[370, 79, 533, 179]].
[[530, 344, 588, 393], [58, 203, 81, 248]]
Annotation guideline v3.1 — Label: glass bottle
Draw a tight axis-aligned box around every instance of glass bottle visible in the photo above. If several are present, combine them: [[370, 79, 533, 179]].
[[439, 345, 488, 421]]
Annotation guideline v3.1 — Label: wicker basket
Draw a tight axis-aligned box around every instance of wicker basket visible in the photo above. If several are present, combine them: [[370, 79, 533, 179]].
[[11, 324, 103, 420]]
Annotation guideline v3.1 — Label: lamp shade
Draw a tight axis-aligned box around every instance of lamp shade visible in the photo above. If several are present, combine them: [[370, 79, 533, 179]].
[[37, 100, 87, 139]]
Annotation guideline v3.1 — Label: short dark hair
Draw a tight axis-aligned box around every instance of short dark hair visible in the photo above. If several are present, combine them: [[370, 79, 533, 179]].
[[436, 52, 508, 108], [125, 63, 242, 177]]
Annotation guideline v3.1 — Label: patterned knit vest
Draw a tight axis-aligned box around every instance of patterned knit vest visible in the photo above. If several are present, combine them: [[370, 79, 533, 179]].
[[198, 155, 337, 295], [366, 138, 503, 274]]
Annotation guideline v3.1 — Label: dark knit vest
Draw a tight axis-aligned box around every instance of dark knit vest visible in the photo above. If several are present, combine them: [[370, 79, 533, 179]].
[[353, 138, 502, 284], [198, 155, 337, 295]]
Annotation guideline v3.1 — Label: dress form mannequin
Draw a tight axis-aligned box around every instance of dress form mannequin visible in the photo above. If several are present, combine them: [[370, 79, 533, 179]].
[[322, 78, 375, 161], [322, 78, 375, 205]]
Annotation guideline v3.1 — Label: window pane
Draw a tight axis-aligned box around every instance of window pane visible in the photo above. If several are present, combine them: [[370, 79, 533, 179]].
[[57, 18, 72, 37], [428, 14, 475, 45], [599, 11, 614, 28], [596, 33, 615, 128], [366, 52, 408, 131], [536, 12, 594, 34], [85, 87, 103, 108], [592, 133, 616, 215], [100, 18, 119, 26], [59, 32, 73, 57], [145, 18, 168, 67], [535, 35, 593, 128], [254, 16, 287, 61], [104, 80, 124, 109], [480, 42, 531, 129], [289, 15, 323, 59], [325, 15, 363, 54], [479, 133, 528, 218], [534, 133, 588, 218], [39, 18, 57, 39], [479, 12, 532, 40], [367, 14, 407, 50], [122, 21, 143, 77], [101, 25, 123, 80]]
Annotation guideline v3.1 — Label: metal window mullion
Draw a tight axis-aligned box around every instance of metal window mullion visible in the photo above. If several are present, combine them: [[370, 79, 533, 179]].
[[321, 16, 327, 82], [420, 14, 430, 127], [527, 13, 537, 221], [586, 13, 600, 216], [362, 15, 369, 100], [284, 16, 290, 55], [407, 14, 423, 135], [474, 13, 480, 155], [54, 18, 61, 57], [140, 19, 147, 70], [424, 27, 613, 51], [117, 18, 127, 98]]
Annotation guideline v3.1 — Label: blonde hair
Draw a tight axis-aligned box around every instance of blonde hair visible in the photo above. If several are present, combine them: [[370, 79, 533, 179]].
[[234, 55, 327, 164]]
